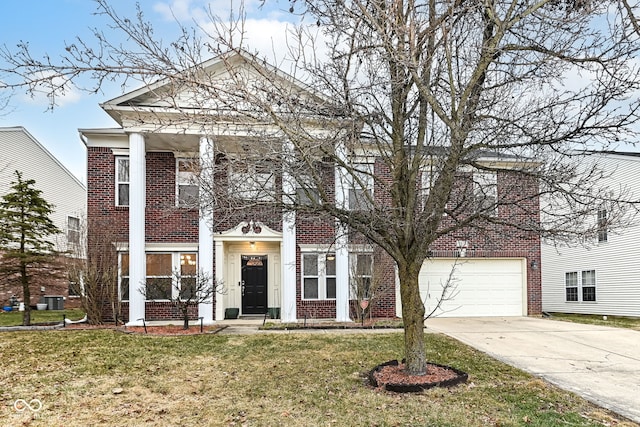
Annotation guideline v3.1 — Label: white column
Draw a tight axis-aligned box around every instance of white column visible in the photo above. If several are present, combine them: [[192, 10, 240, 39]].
[[334, 140, 351, 322], [281, 140, 297, 322], [127, 133, 146, 326], [198, 136, 215, 325], [214, 240, 225, 321]]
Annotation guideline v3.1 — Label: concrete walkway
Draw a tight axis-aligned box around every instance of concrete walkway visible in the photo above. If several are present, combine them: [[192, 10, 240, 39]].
[[426, 316, 640, 423]]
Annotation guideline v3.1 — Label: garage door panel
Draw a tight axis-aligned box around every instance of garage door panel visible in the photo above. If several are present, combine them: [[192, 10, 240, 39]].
[[420, 259, 524, 317]]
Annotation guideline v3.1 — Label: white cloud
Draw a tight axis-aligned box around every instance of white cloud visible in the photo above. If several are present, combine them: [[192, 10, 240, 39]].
[[21, 71, 82, 108]]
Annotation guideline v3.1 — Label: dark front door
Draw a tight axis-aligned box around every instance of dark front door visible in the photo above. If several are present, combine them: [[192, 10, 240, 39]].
[[241, 255, 268, 314]]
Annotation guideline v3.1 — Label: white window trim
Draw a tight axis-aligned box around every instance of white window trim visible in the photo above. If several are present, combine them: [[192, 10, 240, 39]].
[[67, 215, 81, 246], [564, 270, 597, 303], [349, 252, 373, 299], [348, 163, 374, 211], [118, 251, 199, 302], [301, 251, 336, 300], [115, 156, 130, 207], [597, 209, 608, 243], [175, 158, 199, 208], [228, 162, 276, 202], [473, 170, 498, 216]]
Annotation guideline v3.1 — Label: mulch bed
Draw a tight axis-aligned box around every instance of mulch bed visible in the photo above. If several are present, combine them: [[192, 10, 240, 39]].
[[369, 360, 468, 392], [62, 324, 225, 335]]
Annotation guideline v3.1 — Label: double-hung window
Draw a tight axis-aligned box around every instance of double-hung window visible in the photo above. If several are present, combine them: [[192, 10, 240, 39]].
[[348, 163, 374, 211], [582, 270, 596, 302], [116, 157, 130, 206], [565, 272, 578, 302], [351, 253, 373, 299], [229, 162, 276, 202], [302, 253, 336, 300], [67, 216, 80, 246], [597, 209, 608, 243], [473, 170, 497, 215], [565, 270, 596, 302], [176, 159, 199, 208]]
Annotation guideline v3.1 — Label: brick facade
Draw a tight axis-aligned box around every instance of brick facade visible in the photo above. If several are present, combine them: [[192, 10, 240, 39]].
[[88, 145, 542, 322]]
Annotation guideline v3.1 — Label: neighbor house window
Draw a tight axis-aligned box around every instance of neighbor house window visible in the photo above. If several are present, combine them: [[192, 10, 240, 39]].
[[229, 162, 276, 202], [296, 172, 320, 206], [582, 270, 596, 302], [565, 271, 578, 302], [565, 270, 596, 302], [348, 163, 374, 210], [302, 252, 336, 300], [146, 253, 173, 300], [473, 170, 497, 215], [68, 277, 81, 297], [597, 209, 608, 243], [176, 159, 199, 208], [351, 253, 373, 299], [116, 157, 130, 206], [67, 216, 80, 246]]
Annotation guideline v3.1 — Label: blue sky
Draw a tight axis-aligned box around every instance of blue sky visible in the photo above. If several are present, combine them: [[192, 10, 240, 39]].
[[0, 0, 299, 183]]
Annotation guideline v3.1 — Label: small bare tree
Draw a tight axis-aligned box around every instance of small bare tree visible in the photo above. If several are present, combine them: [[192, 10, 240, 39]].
[[349, 253, 392, 324], [66, 217, 121, 325], [143, 269, 224, 330]]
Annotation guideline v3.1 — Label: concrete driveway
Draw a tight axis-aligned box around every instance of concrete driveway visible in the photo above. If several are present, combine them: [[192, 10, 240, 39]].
[[426, 317, 640, 423]]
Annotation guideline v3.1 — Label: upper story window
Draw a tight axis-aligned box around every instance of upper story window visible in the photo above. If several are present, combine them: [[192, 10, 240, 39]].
[[348, 163, 374, 211], [296, 172, 320, 206], [228, 162, 276, 202], [115, 157, 130, 206], [176, 159, 199, 208], [597, 209, 608, 243], [67, 216, 80, 246], [473, 170, 497, 216]]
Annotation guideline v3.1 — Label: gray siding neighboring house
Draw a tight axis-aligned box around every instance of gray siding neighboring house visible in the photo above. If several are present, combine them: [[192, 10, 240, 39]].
[[541, 152, 640, 317], [0, 126, 86, 308], [0, 126, 86, 253]]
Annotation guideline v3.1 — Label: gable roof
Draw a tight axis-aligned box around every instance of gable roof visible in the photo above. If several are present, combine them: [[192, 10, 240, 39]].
[[0, 126, 85, 190], [100, 50, 344, 126]]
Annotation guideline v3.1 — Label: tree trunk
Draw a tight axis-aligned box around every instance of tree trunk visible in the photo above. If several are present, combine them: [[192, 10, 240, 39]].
[[21, 261, 31, 326], [398, 263, 427, 375], [182, 305, 190, 330]]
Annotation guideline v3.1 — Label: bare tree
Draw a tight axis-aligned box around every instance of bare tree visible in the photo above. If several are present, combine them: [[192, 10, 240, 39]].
[[65, 217, 121, 325], [142, 269, 224, 330], [2, 0, 640, 375]]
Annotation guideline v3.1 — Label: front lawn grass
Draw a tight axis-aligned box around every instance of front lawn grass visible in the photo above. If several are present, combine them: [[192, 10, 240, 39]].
[[0, 308, 85, 326], [0, 330, 635, 426], [548, 312, 640, 330]]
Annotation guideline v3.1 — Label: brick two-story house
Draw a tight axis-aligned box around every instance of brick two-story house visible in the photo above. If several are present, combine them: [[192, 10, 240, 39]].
[[81, 52, 541, 325]]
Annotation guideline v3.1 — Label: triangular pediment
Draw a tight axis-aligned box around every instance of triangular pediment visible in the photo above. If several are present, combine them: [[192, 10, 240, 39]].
[[100, 50, 343, 127]]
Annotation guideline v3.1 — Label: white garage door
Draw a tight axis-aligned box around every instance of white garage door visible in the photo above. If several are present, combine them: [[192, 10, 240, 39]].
[[414, 258, 525, 317]]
